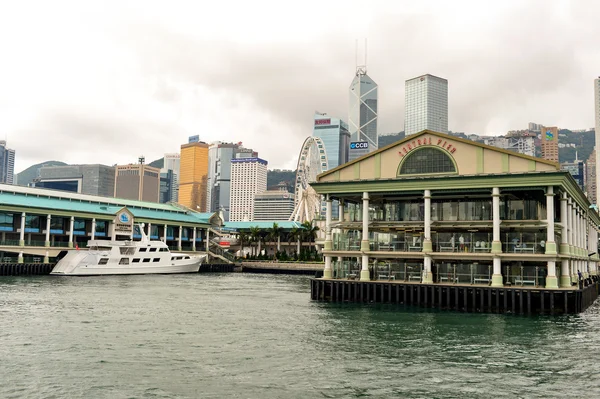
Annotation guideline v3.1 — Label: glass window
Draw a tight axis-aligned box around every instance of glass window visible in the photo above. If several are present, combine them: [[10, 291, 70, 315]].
[[95, 221, 107, 234], [0, 213, 14, 231], [25, 215, 40, 230], [119, 258, 129, 265], [399, 148, 456, 175], [98, 258, 109, 265]]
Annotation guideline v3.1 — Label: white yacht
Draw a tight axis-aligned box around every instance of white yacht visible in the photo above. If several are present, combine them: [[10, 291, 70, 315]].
[[51, 225, 205, 276]]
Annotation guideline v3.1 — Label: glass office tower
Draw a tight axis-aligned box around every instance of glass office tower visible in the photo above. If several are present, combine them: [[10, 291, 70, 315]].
[[404, 74, 448, 136], [312, 113, 351, 169], [348, 68, 378, 161]]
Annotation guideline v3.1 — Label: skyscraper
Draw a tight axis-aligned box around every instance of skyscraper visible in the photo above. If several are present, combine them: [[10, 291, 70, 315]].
[[540, 126, 559, 163], [404, 74, 448, 136], [229, 157, 268, 222], [348, 66, 378, 161], [114, 162, 160, 202], [207, 141, 257, 221], [594, 77, 600, 205], [179, 140, 209, 212], [312, 113, 351, 168], [34, 164, 115, 196], [161, 153, 180, 202], [0, 140, 15, 184], [587, 149, 596, 206]]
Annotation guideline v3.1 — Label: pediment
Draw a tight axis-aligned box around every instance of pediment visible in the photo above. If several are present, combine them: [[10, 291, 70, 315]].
[[317, 130, 558, 183]]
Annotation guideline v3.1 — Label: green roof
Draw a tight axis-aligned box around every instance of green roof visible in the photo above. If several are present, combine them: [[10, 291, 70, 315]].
[[223, 221, 304, 231], [0, 189, 216, 227]]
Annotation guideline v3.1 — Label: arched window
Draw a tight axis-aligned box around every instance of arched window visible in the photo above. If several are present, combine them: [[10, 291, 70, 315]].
[[399, 147, 456, 175]]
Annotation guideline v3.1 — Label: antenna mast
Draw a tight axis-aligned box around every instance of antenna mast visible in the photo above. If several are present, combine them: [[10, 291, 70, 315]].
[[355, 38, 367, 76]]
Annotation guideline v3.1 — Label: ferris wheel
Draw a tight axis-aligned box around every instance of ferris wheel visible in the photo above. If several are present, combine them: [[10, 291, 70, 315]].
[[289, 136, 329, 222]]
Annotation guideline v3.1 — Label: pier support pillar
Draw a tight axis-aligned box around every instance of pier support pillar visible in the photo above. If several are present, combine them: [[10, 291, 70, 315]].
[[545, 260, 559, 289], [491, 188, 502, 254], [45, 214, 51, 247], [360, 254, 370, 281], [324, 196, 332, 251], [423, 190, 432, 252], [192, 228, 197, 251], [324, 256, 332, 279], [68, 216, 74, 248], [491, 257, 503, 287], [560, 259, 571, 287], [422, 256, 433, 283], [545, 186, 557, 255], [91, 217, 96, 241], [18, 251, 24, 264], [44, 250, 49, 264], [19, 212, 26, 246], [360, 192, 370, 252], [178, 225, 182, 251]]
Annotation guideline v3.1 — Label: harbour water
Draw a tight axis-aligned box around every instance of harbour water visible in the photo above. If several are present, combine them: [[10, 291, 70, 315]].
[[1, 273, 599, 398]]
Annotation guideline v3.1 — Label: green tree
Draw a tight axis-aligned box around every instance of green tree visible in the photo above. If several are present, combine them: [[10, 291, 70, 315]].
[[289, 226, 303, 255], [249, 226, 261, 257], [301, 221, 320, 249], [237, 231, 248, 258], [268, 222, 283, 254]]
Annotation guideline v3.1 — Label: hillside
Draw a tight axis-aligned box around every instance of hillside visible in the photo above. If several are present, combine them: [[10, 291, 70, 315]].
[[558, 129, 594, 163], [148, 157, 164, 169], [16, 161, 68, 186], [267, 169, 296, 191]]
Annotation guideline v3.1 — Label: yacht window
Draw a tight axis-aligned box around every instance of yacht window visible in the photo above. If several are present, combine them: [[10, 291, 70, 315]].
[[149, 247, 157, 252], [139, 248, 147, 252], [98, 258, 109, 265], [98, 247, 112, 251], [160, 248, 169, 252], [142, 258, 151, 263], [153, 258, 160, 262], [184, 256, 190, 259], [120, 247, 135, 255], [119, 258, 129, 265], [89, 246, 98, 250], [171, 256, 176, 261], [132, 258, 140, 263]]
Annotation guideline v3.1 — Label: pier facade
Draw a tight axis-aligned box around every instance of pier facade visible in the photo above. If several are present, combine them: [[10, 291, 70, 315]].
[[0, 184, 223, 263], [310, 130, 600, 312]]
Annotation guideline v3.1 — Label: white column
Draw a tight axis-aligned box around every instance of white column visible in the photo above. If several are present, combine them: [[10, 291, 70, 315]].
[[206, 228, 210, 253], [163, 224, 167, 242], [545, 186, 557, 254], [568, 199, 575, 283], [147, 222, 152, 238], [91, 218, 96, 241], [178, 226, 182, 251], [192, 228, 197, 251], [68, 216, 74, 248], [43, 249, 49, 264], [338, 200, 344, 222], [45, 214, 51, 247], [423, 190, 432, 252], [491, 187, 501, 253], [360, 192, 370, 281], [491, 257, 503, 287], [422, 256, 433, 283], [323, 195, 333, 279], [19, 212, 26, 246]]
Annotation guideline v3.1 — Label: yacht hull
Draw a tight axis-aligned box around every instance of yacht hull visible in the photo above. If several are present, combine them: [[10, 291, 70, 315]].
[[51, 262, 201, 276]]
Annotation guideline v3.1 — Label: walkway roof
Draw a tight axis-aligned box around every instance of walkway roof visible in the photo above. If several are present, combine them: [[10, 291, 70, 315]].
[[0, 184, 220, 227]]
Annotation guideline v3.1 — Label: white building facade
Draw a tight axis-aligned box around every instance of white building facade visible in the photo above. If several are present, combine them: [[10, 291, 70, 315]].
[[404, 74, 448, 136], [229, 158, 268, 222]]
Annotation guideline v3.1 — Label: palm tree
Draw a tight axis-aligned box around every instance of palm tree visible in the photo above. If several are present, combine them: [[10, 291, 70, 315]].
[[249, 226, 261, 257], [301, 221, 320, 249], [237, 231, 248, 258], [268, 223, 283, 254], [289, 226, 302, 255]]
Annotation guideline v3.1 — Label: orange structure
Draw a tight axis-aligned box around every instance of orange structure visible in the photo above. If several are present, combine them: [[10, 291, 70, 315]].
[[178, 141, 209, 212]]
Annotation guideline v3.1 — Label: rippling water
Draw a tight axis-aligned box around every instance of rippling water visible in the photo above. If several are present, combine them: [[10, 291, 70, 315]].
[[1, 273, 600, 398]]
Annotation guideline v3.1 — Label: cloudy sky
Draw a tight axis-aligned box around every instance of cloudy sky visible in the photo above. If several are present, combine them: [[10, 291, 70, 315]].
[[1, 0, 599, 174]]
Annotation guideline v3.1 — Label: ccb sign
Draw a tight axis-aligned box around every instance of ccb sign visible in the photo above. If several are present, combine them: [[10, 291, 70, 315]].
[[350, 142, 368, 149]]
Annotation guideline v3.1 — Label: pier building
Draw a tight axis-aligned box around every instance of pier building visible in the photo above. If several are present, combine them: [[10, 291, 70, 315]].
[[311, 130, 600, 291], [0, 184, 222, 264]]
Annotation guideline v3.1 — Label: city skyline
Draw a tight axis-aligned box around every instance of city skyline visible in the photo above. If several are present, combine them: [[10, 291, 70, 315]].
[[2, 1, 600, 174]]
